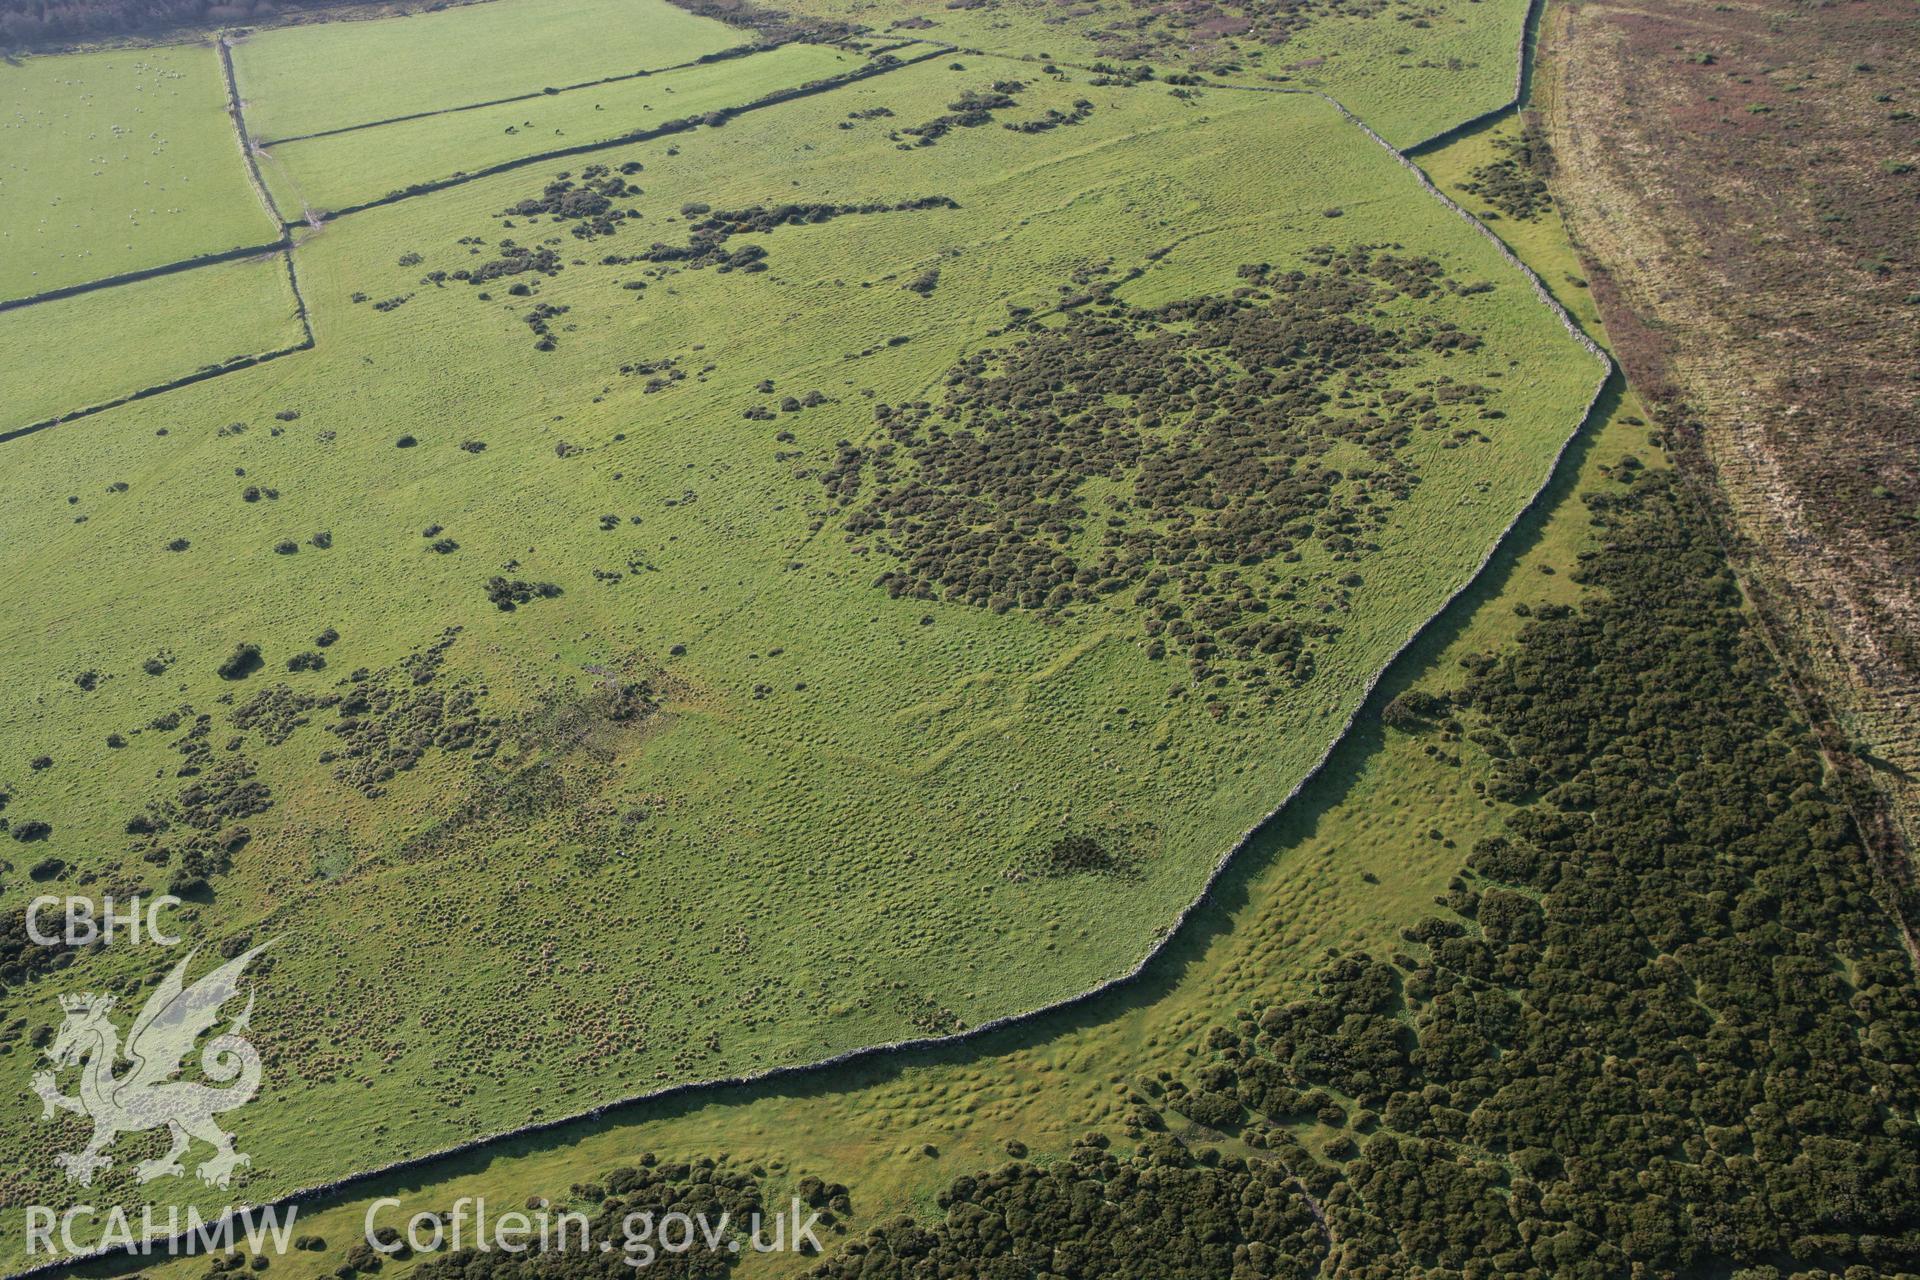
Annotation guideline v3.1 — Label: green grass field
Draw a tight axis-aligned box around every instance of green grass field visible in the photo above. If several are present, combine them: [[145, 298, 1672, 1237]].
[[256, 42, 858, 216], [1267, 1, 1527, 147], [0, 252, 304, 433], [0, 42, 1601, 1237], [0, 45, 278, 300], [230, 0, 752, 144], [66, 112, 1649, 1277]]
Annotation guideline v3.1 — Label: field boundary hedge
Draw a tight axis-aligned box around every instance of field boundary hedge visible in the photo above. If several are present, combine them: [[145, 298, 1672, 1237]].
[[0, 238, 292, 313], [299, 45, 950, 223], [0, 251, 315, 446], [220, 33, 296, 228], [251, 40, 780, 148]]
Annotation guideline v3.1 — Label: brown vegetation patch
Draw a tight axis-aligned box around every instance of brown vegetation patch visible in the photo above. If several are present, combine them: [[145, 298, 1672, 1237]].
[[1547, 0, 1920, 850]]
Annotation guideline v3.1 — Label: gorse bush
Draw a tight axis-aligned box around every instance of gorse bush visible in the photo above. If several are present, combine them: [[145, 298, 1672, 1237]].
[[1460, 124, 1556, 222], [484, 577, 563, 611], [216, 643, 263, 681]]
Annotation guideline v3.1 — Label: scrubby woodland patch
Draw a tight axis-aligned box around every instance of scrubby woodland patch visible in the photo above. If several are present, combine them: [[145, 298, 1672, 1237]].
[[1009, 823, 1156, 881], [1548, 0, 1920, 857], [1002, 97, 1096, 134], [486, 577, 566, 610], [117, 706, 275, 899], [823, 246, 1500, 703], [668, 0, 860, 43], [0, 907, 81, 993], [97, 630, 509, 910], [814, 1133, 1328, 1280], [500, 166, 646, 240], [478, 175, 961, 270]]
